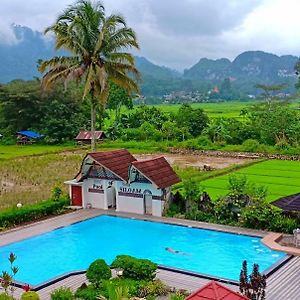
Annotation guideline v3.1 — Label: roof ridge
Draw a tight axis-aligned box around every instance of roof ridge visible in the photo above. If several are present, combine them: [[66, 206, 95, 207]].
[[88, 148, 128, 155], [132, 156, 166, 163], [211, 281, 221, 300], [185, 280, 248, 300]]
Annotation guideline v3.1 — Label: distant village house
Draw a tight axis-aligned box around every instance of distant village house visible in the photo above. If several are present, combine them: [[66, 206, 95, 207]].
[[16, 130, 43, 145], [75, 131, 106, 145], [65, 149, 181, 217]]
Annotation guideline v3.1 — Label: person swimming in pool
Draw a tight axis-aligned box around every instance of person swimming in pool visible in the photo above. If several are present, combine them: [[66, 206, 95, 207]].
[[165, 247, 191, 256]]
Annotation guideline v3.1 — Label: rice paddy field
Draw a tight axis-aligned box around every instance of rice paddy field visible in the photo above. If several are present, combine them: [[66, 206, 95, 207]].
[[0, 145, 77, 160], [201, 160, 300, 202], [0, 142, 299, 211], [150, 100, 300, 119], [153, 102, 252, 119]]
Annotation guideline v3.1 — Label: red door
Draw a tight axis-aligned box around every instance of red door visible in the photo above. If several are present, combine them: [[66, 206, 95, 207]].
[[71, 186, 82, 206]]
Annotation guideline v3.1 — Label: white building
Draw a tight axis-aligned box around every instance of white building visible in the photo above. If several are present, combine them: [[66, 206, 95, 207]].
[[65, 149, 181, 217]]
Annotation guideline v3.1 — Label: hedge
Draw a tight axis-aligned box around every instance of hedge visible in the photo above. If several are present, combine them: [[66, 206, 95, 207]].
[[0, 198, 69, 229], [111, 255, 157, 281]]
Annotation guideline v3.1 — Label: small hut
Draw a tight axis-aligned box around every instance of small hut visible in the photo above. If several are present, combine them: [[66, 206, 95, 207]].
[[75, 131, 106, 145], [16, 131, 43, 145]]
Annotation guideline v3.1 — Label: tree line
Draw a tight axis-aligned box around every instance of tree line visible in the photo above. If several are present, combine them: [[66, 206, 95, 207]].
[[1, 77, 300, 155]]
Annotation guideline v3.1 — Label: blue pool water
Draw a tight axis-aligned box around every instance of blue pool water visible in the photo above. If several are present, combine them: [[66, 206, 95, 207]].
[[0, 216, 286, 285]]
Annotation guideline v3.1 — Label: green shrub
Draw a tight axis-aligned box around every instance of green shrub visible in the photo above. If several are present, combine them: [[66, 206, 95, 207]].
[[269, 215, 299, 234], [185, 209, 216, 223], [242, 139, 260, 152], [184, 138, 198, 150], [137, 279, 169, 298], [109, 278, 142, 297], [111, 255, 157, 281], [51, 186, 63, 201], [214, 197, 236, 223], [20, 291, 40, 300], [0, 198, 69, 229], [0, 294, 14, 300], [166, 203, 184, 217], [169, 292, 186, 300], [96, 278, 142, 298], [239, 202, 279, 230], [86, 259, 111, 288], [75, 285, 98, 300], [197, 136, 213, 149], [51, 287, 74, 300]]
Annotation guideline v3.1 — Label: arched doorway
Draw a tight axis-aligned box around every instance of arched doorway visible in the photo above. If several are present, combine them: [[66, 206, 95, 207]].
[[107, 186, 116, 209], [143, 190, 152, 215]]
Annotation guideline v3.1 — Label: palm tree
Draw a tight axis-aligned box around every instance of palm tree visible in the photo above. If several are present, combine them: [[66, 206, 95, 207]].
[[39, 0, 140, 150]]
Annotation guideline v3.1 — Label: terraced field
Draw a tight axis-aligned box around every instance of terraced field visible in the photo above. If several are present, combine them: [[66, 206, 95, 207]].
[[201, 160, 300, 202]]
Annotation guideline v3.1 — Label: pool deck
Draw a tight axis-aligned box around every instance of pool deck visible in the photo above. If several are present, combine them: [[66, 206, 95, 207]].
[[1, 209, 300, 299]]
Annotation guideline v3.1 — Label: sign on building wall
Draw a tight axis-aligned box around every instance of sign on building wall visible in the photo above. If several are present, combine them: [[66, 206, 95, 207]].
[[88, 180, 104, 194]]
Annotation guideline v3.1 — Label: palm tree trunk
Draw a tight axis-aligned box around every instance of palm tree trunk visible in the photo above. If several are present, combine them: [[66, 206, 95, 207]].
[[91, 101, 96, 152]]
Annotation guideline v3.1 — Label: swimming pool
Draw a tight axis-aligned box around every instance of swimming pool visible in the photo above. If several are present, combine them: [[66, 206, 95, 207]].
[[0, 215, 286, 285]]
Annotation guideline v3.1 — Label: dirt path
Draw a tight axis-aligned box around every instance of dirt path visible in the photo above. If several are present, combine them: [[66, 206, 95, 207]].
[[134, 153, 251, 169]]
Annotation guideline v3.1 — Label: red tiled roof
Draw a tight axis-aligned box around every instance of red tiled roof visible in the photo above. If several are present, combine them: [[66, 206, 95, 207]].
[[88, 149, 136, 181], [186, 281, 248, 300], [132, 156, 181, 189], [75, 131, 105, 140]]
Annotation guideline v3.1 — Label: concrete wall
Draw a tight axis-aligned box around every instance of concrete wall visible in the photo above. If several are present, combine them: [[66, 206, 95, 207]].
[[115, 181, 164, 216], [152, 199, 164, 217], [117, 195, 144, 214], [82, 178, 106, 209]]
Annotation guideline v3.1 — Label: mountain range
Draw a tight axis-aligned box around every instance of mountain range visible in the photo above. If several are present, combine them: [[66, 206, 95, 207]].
[[0, 25, 298, 97]]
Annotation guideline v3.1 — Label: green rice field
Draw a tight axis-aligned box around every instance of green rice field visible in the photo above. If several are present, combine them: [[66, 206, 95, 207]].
[[0, 145, 77, 160], [201, 160, 300, 202], [153, 102, 252, 119], [140, 100, 300, 119]]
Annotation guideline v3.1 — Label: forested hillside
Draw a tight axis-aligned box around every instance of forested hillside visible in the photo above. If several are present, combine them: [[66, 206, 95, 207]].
[[0, 25, 298, 98]]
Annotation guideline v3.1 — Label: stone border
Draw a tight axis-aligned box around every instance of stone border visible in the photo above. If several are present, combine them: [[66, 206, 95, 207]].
[[262, 233, 300, 256], [170, 148, 300, 161]]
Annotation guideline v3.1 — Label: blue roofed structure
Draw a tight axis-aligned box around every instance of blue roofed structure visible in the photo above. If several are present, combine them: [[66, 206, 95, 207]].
[[16, 131, 43, 144], [17, 131, 43, 139]]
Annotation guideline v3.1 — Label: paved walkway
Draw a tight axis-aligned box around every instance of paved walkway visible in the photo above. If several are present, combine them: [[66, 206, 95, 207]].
[[1, 209, 299, 299]]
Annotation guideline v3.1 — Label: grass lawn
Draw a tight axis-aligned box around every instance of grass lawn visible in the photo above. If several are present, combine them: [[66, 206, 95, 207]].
[[0, 144, 78, 160], [200, 160, 300, 202]]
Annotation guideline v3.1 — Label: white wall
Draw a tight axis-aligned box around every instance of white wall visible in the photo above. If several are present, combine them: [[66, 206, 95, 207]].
[[152, 199, 163, 217], [117, 195, 144, 214], [83, 178, 106, 209], [115, 181, 164, 216]]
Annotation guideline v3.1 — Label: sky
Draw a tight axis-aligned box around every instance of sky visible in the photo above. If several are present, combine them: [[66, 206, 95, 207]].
[[0, 0, 300, 70]]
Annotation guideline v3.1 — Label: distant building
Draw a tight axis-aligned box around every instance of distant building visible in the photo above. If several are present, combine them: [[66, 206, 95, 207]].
[[75, 131, 106, 145], [16, 131, 43, 145], [212, 86, 220, 93], [64, 149, 181, 217]]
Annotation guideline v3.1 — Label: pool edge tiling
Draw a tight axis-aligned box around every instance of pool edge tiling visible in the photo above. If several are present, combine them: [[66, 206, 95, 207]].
[[0, 214, 288, 287]]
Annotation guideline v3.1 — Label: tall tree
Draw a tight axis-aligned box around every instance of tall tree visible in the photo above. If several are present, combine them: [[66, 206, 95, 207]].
[[107, 82, 133, 123], [39, 0, 140, 150], [255, 83, 288, 109]]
